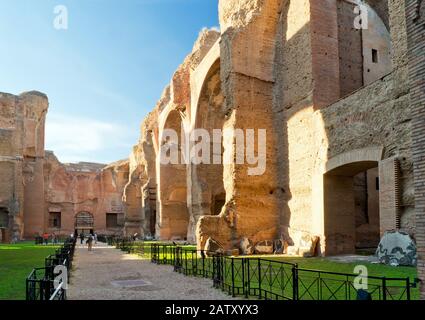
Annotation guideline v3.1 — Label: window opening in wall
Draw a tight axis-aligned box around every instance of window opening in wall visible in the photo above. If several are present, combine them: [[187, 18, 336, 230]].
[[106, 213, 118, 228], [372, 49, 379, 63], [49, 212, 61, 228]]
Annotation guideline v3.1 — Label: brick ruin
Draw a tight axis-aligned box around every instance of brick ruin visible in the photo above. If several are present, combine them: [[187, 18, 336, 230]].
[[1, 0, 424, 296], [0, 91, 130, 240]]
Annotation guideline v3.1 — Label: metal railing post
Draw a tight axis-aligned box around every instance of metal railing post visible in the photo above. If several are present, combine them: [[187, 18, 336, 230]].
[[242, 258, 246, 298], [231, 258, 235, 297], [246, 259, 250, 298], [406, 277, 411, 300], [382, 277, 387, 301], [184, 249, 188, 275], [258, 259, 262, 299], [292, 264, 299, 300]]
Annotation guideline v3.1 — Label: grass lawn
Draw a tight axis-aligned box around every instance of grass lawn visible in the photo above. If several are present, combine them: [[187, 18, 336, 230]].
[[0, 242, 58, 300], [222, 256, 419, 300], [272, 256, 417, 279], [261, 256, 419, 300]]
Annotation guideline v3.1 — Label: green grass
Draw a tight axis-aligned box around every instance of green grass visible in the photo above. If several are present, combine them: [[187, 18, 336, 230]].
[[269, 256, 417, 280], [0, 242, 58, 300], [136, 244, 419, 300], [238, 256, 420, 300]]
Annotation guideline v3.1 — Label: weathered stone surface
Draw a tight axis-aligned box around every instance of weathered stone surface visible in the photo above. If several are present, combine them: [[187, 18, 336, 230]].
[[285, 229, 320, 257], [205, 237, 224, 256], [240, 237, 254, 255], [226, 249, 240, 257], [1, 5, 422, 302], [0, 91, 48, 241], [376, 231, 417, 266], [254, 241, 274, 254], [44, 152, 129, 237]]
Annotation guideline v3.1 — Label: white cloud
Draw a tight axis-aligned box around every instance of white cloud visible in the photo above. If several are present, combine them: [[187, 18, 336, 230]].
[[45, 114, 133, 163]]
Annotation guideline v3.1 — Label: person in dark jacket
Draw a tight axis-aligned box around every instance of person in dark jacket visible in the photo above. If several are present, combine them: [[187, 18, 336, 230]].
[[86, 234, 94, 251], [79, 232, 85, 245]]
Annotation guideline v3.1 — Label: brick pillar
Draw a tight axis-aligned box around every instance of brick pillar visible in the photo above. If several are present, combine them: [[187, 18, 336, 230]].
[[406, 0, 425, 300]]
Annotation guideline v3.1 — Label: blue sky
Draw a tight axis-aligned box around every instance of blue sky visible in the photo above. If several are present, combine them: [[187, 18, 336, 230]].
[[0, 0, 219, 163]]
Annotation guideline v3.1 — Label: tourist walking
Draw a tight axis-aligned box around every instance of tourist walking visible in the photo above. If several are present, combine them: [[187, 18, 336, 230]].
[[94, 233, 98, 244], [51, 232, 57, 244], [42, 232, 49, 245], [80, 232, 85, 245], [86, 234, 94, 251]]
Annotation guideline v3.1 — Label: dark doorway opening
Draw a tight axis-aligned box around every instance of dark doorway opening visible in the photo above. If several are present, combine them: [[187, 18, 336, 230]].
[[150, 209, 156, 236], [324, 161, 380, 255]]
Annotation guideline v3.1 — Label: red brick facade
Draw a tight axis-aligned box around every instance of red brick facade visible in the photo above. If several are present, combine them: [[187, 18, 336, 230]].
[[406, 0, 425, 299]]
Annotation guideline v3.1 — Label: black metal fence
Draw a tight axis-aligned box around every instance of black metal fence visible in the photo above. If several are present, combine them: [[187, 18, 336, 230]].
[[26, 237, 76, 300], [116, 242, 417, 301]]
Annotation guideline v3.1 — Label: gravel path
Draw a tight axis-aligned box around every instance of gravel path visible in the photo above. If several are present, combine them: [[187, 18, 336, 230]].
[[67, 242, 237, 300]]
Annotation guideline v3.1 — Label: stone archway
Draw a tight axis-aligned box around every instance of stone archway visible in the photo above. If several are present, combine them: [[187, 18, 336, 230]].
[[322, 147, 384, 255], [157, 109, 189, 240], [187, 58, 226, 243], [75, 211, 94, 234]]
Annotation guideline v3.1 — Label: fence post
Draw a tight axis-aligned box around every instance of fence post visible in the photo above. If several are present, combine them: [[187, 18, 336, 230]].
[[258, 259, 262, 299], [241, 258, 246, 298], [406, 277, 411, 301], [184, 250, 188, 275], [246, 259, 250, 298], [202, 250, 205, 277], [231, 258, 235, 297], [382, 277, 387, 301], [292, 264, 299, 300]]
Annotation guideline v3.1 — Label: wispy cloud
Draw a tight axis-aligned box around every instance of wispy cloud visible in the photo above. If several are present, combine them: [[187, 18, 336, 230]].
[[45, 114, 134, 164]]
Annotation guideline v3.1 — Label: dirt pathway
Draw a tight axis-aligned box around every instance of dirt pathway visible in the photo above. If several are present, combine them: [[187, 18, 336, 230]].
[[67, 242, 237, 300]]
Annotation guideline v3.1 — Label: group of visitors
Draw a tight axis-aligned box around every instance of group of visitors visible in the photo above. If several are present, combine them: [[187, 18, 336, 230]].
[[38, 232, 59, 245], [76, 232, 98, 251]]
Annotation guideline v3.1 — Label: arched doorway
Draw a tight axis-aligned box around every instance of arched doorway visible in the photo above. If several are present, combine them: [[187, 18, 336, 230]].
[[75, 212, 94, 235], [0, 208, 9, 243], [324, 160, 381, 255]]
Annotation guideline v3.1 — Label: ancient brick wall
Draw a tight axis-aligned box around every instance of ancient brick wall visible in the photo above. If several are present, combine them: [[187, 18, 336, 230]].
[[44, 151, 129, 237], [0, 91, 48, 241], [405, 0, 425, 300]]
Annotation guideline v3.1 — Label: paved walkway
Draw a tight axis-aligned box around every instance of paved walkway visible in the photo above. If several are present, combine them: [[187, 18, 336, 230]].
[[67, 242, 237, 300]]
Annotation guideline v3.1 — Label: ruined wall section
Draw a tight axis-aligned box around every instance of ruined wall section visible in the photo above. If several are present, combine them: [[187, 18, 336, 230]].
[[197, 0, 286, 251], [123, 109, 158, 237], [21, 92, 49, 238], [243, 0, 412, 255], [405, 0, 425, 300], [44, 152, 129, 236], [155, 29, 220, 240], [0, 91, 48, 241], [272, 0, 316, 245]]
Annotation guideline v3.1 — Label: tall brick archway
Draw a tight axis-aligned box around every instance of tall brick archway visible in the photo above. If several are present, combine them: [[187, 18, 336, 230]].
[[157, 109, 189, 240], [187, 58, 226, 243]]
